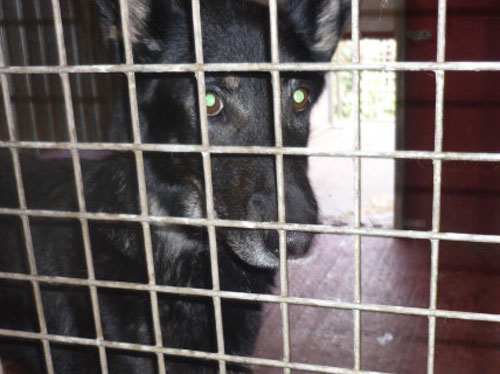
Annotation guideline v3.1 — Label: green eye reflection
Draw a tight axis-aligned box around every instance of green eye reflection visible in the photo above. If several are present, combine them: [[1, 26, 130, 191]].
[[205, 93, 216, 107], [205, 91, 223, 116], [292, 88, 309, 112], [293, 89, 306, 104]]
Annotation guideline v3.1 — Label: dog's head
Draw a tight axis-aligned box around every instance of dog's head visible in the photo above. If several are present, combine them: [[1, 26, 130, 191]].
[[95, 0, 350, 269]]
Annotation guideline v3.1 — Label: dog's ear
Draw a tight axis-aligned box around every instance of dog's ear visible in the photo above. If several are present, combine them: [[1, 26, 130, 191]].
[[282, 0, 351, 61], [94, 0, 152, 45], [94, 0, 192, 58]]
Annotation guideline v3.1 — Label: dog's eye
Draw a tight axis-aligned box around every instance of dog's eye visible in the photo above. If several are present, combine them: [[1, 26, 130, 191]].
[[205, 92, 224, 116], [292, 88, 310, 112]]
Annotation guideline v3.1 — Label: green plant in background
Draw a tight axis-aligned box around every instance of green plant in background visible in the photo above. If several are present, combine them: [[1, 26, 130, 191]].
[[332, 39, 396, 122]]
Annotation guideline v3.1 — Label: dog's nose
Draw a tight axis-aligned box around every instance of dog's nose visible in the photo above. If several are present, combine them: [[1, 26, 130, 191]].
[[286, 231, 314, 257], [263, 230, 314, 259]]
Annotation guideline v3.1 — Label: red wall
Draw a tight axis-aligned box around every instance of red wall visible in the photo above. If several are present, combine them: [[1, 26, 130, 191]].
[[402, 0, 500, 235]]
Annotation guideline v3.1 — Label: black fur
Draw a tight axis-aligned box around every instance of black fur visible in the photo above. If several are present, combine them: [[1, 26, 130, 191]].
[[0, 0, 349, 372]]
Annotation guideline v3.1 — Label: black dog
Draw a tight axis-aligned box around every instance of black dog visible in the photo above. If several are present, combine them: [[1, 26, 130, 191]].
[[0, 0, 350, 372]]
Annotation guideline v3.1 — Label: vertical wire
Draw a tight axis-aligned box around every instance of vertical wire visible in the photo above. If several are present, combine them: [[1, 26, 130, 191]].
[[329, 47, 343, 127], [32, 0, 57, 141], [268, 1, 290, 373], [65, 0, 88, 142], [0, 24, 54, 374], [49, 0, 109, 372], [336, 51, 343, 120], [350, 0, 362, 371], [117, 1, 166, 372], [427, 1, 447, 373], [12, 0, 38, 142], [80, 3, 103, 141], [190, 1, 227, 372], [0, 0, 11, 141], [328, 72, 335, 125]]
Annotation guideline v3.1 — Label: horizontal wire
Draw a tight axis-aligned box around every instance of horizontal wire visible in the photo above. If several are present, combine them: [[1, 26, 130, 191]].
[[0, 271, 499, 324], [1, 140, 500, 162], [0, 327, 390, 374], [0, 207, 499, 244], [1, 61, 500, 74]]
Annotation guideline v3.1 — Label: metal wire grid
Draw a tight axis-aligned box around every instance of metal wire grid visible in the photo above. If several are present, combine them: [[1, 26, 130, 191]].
[[0, 0, 499, 373], [0, 18, 55, 374], [0, 0, 112, 143]]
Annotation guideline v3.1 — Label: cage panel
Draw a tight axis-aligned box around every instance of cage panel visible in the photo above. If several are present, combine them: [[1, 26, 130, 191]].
[[0, 0, 499, 374]]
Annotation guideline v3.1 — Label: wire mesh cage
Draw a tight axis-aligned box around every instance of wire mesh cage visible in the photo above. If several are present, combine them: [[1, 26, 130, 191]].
[[0, 0, 500, 373]]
